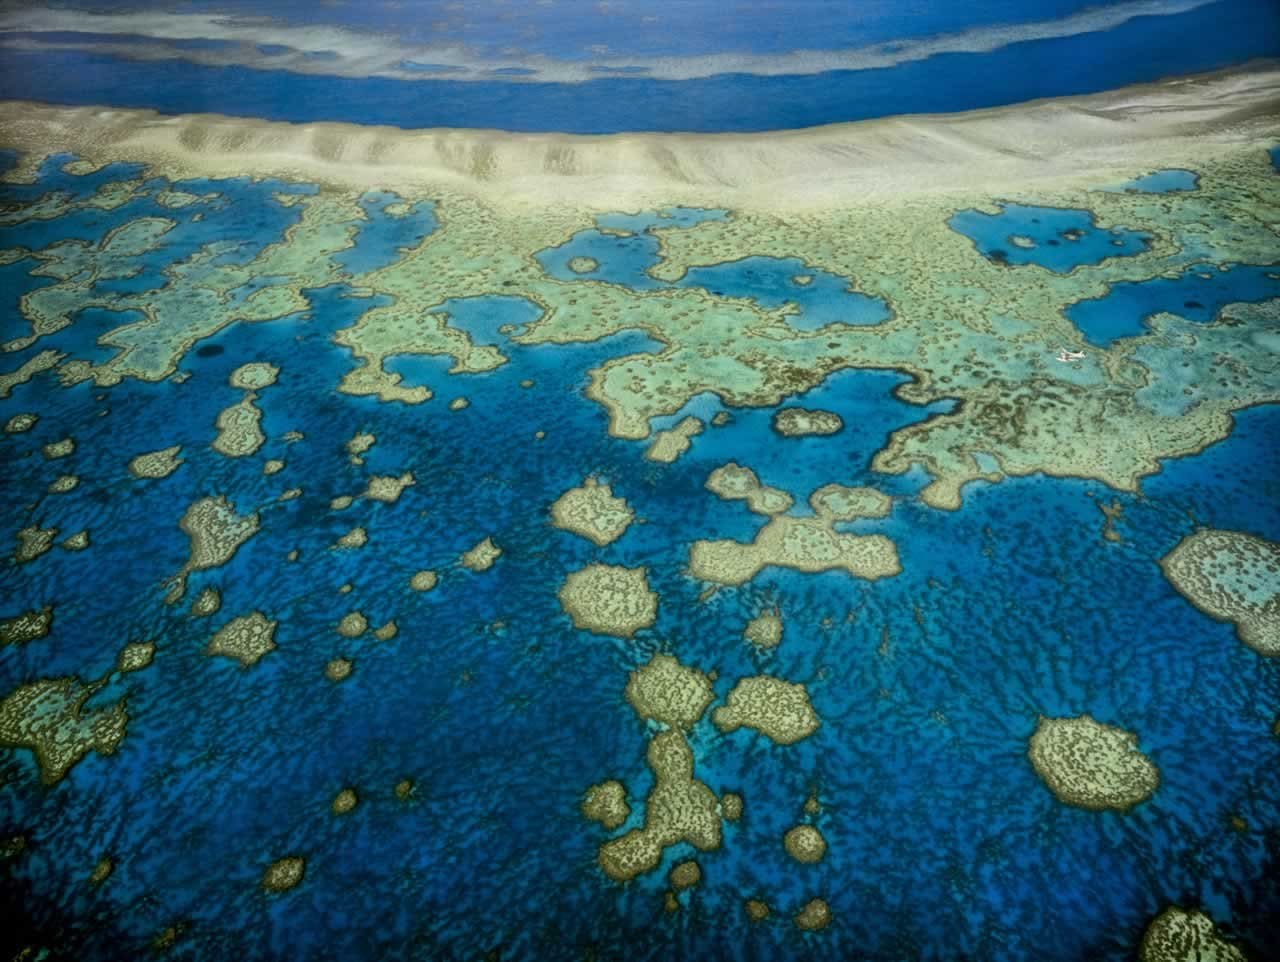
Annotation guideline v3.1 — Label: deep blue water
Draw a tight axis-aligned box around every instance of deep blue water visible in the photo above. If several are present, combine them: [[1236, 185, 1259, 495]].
[[1065, 262, 1280, 346], [948, 203, 1151, 273], [333, 192, 438, 278], [2, 163, 1280, 962], [27, 0, 1109, 60], [537, 216, 889, 331], [675, 257, 891, 331], [536, 208, 728, 291], [1, 1, 1278, 132]]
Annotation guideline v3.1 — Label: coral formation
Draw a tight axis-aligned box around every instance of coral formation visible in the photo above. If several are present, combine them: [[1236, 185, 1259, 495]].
[[1139, 907, 1245, 962], [207, 612, 278, 667], [550, 478, 634, 546], [167, 496, 259, 603], [705, 463, 792, 516], [364, 472, 416, 503], [783, 825, 827, 864], [598, 731, 720, 882], [262, 856, 305, 892], [0, 676, 128, 784], [14, 525, 58, 564], [744, 610, 783, 648], [690, 478, 899, 586], [794, 898, 832, 931], [713, 676, 821, 744], [4, 413, 37, 433], [61, 530, 90, 551], [332, 788, 358, 814], [334, 527, 368, 549], [668, 860, 701, 891], [212, 396, 266, 457], [190, 587, 221, 618], [559, 564, 658, 638], [772, 408, 843, 437], [644, 416, 703, 463], [461, 537, 502, 572], [42, 437, 75, 459], [0, 606, 53, 647], [1161, 529, 1279, 656], [337, 612, 368, 638], [410, 570, 438, 591], [117, 641, 155, 673], [624, 654, 715, 729], [1028, 715, 1159, 811], [720, 793, 744, 821], [582, 780, 630, 830]]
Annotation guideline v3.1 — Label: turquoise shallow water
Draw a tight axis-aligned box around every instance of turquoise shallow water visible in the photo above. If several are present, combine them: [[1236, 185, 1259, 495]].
[[1, 159, 1279, 961], [1108, 170, 1201, 194]]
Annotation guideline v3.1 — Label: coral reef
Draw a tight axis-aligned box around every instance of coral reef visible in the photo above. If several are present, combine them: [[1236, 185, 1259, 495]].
[[558, 564, 658, 638], [598, 731, 720, 882], [713, 676, 821, 745], [1161, 529, 1279, 656], [623, 654, 715, 729], [550, 478, 634, 546], [207, 612, 278, 667], [1028, 715, 1159, 811]]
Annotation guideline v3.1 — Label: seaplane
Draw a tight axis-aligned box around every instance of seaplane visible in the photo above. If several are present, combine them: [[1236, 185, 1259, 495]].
[[1055, 347, 1086, 362]]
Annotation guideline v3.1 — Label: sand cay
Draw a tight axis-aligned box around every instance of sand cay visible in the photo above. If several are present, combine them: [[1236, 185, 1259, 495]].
[[1, 63, 1277, 210]]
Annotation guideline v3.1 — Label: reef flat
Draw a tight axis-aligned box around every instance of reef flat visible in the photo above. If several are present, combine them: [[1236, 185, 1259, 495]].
[[0, 68, 1275, 511], [1, 63, 1279, 962], [1028, 715, 1160, 812], [1160, 529, 1279, 656]]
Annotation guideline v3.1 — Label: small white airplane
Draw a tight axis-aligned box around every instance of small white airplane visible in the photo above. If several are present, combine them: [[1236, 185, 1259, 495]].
[[1055, 348, 1086, 362]]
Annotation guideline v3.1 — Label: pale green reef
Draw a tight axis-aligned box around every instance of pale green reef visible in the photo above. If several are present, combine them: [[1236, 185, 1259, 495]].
[[0, 105, 1276, 521]]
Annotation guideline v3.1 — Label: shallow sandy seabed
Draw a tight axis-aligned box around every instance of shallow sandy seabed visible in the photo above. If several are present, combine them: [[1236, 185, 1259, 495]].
[[2, 65, 1275, 208]]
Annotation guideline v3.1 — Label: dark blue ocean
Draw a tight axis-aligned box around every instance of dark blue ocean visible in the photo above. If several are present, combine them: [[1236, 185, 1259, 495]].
[[1, 153, 1279, 960], [0, 0, 1278, 132]]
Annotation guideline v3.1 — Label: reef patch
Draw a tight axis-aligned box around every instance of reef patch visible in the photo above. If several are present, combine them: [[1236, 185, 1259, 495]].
[[1160, 529, 1279, 656], [1028, 714, 1159, 812]]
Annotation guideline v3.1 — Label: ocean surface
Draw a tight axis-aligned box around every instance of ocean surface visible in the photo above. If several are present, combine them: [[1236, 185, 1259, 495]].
[[0, 0, 1277, 131], [1, 152, 1279, 960]]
